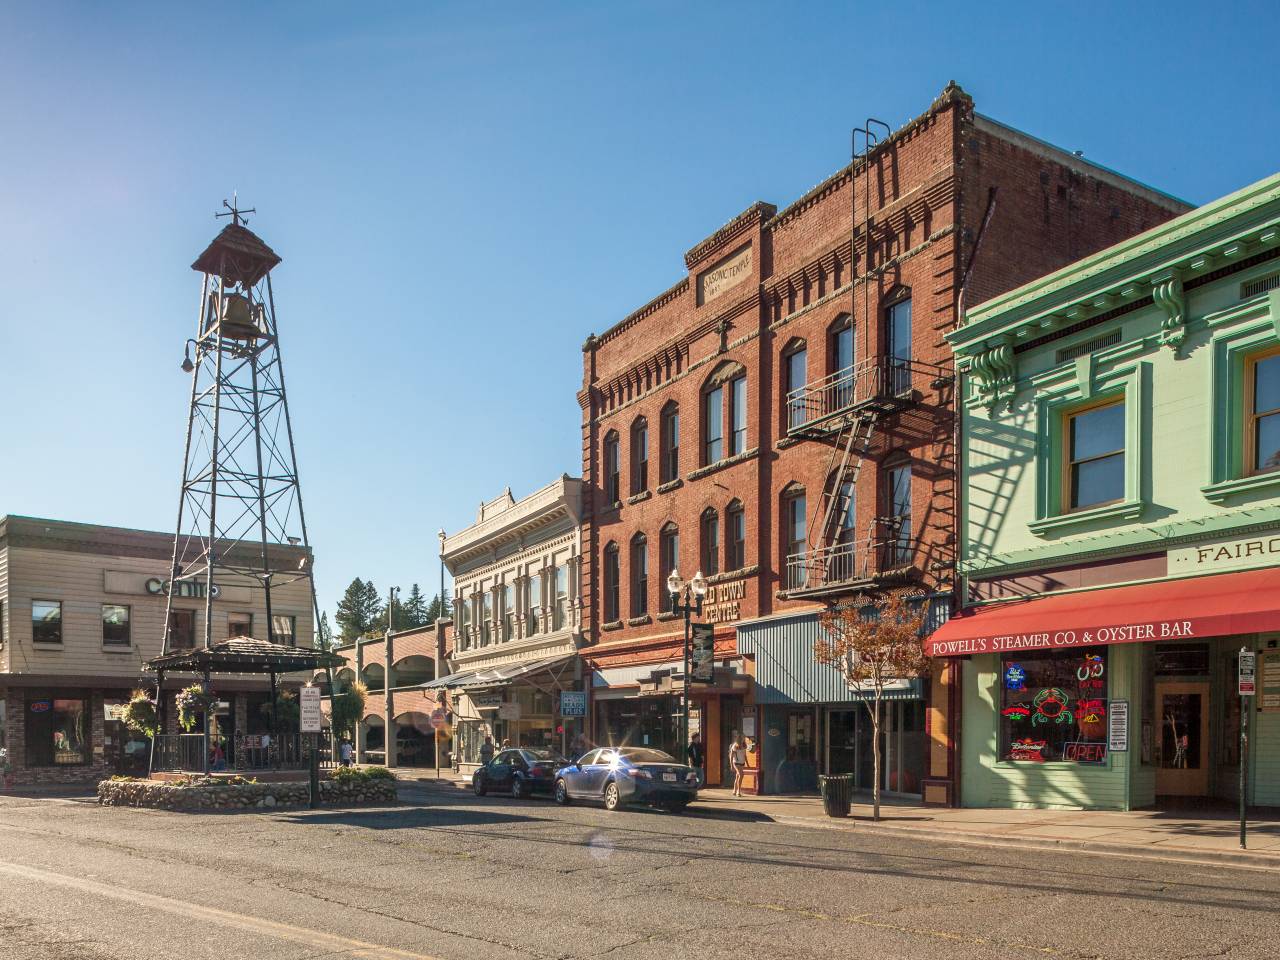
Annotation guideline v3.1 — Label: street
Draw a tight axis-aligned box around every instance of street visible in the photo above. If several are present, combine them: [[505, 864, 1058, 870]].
[[0, 783, 1276, 960]]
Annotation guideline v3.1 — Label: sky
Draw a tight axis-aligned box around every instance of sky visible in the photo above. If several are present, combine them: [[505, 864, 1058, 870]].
[[2, 1, 1277, 626]]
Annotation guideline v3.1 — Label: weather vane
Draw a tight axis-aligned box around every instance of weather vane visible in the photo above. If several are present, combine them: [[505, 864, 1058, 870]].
[[216, 192, 255, 226]]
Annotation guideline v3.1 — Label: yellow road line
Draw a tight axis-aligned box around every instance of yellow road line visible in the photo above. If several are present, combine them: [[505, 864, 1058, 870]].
[[0, 859, 445, 960]]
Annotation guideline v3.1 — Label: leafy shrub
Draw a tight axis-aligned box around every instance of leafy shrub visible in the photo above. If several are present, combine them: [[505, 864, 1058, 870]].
[[332, 766, 395, 786], [121, 692, 158, 738]]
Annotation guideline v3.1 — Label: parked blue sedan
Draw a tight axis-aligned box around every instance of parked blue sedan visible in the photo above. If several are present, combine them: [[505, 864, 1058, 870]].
[[472, 748, 567, 800], [554, 746, 699, 812]]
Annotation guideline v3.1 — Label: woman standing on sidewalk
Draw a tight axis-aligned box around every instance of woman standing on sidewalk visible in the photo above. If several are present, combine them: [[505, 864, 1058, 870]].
[[728, 732, 747, 797]]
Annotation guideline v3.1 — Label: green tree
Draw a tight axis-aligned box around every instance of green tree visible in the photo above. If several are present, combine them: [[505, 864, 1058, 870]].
[[403, 584, 429, 628], [317, 611, 334, 649], [335, 578, 383, 642], [425, 589, 452, 623], [329, 681, 368, 740]]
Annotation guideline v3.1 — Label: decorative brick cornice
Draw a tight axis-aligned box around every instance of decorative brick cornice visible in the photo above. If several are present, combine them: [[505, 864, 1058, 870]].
[[684, 201, 776, 269], [596, 278, 690, 347]]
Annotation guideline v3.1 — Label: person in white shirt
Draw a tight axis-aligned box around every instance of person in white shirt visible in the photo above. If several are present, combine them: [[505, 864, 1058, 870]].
[[728, 732, 747, 797]]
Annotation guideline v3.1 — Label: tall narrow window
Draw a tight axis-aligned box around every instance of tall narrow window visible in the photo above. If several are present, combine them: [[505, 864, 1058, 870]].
[[554, 563, 569, 630], [270, 615, 296, 646], [704, 385, 724, 464], [659, 524, 680, 613], [456, 597, 470, 648], [660, 402, 680, 483], [1247, 348, 1280, 475], [482, 592, 493, 645], [701, 508, 720, 576], [603, 545, 620, 623], [827, 478, 856, 583], [884, 459, 913, 567], [886, 295, 912, 394], [631, 417, 649, 494], [603, 432, 620, 504], [101, 604, 131, 646], [726, 500, 746, 571], [784, 489, 807, 589], [729, 375, 748, 455], [502, 583, 515, 641], [32, 600, 62, 645], [831, 316, 854, 409], [527, 574, 541, 636], [784, 342, 808, 430], [1065, 400, 1125, 510], [630, 534, 648, 618]]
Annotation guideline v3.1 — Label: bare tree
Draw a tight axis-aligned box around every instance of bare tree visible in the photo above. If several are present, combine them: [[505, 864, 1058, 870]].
[[815, 591, 929, 821]]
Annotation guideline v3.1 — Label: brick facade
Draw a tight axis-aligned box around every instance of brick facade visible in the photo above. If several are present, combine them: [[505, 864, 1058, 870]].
[[576, 84, 1188, 790]]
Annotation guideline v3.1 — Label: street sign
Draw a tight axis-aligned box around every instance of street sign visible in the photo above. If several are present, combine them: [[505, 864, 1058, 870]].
[[429, 708, 447, 730], [559, 690, 587, 717], [299, 686, 322, 733], [690, 622, 715, 683], [1239, 649, 1257, 696]]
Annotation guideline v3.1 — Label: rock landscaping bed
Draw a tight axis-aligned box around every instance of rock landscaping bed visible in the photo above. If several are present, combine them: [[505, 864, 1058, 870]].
[[97, 768, 397, 811]]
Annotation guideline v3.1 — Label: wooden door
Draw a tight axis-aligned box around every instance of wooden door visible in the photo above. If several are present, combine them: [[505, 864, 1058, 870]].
[[1154, 682, 1210, 797]]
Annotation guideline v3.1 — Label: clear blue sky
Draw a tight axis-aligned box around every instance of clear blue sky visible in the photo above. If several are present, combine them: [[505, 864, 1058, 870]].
[[2, 2, 1277, 625]]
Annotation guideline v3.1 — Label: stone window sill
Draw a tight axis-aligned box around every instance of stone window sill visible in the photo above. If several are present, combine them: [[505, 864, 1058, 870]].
[[1028, 499, 1144, 536], [1201, 471, 1280, 504], [656, 611, 680, 622], [602, 620, 624, 632], [627, 490, 652, 506], [626, 615, 652, 627], [688, 447, 759, 482], [656, 478, 684, 494], [708, 565, 757, 584], [776, 435, 803, 449]]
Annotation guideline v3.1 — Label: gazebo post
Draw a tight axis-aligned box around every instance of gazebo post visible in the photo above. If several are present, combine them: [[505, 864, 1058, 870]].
[[151, 668, 166, 776], [269, 669, 278, 769], [325, 660, 337, 766], [203, 667, 212, 775]]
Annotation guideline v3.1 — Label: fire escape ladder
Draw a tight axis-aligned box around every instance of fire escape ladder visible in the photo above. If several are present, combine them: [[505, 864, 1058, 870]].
[[813, 410, 879, 555]]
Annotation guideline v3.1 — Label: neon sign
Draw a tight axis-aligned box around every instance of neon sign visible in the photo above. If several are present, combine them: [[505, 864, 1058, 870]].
[[1064, 741, 1108, 764], [1032, 688, 1072, 726], [1001, 705, 1031, 720], [1009, 738, 1048, 762], [1004, 663, 1027, 691]]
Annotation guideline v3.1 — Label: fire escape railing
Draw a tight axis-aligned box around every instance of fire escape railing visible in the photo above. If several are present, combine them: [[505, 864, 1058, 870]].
[[785, 357, 950, 436]]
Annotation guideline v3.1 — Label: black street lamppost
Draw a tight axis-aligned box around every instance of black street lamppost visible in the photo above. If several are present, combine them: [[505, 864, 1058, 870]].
[[666, 568, 708, 762]]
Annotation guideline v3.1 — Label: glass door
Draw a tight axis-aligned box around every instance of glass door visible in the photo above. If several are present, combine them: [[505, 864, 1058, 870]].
[[1155, 681, 1210, 797], [827, 709, 857, 776]]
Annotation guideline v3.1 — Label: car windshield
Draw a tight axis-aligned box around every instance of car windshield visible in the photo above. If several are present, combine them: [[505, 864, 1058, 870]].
[[618, 748, 675, 764], [524, 749, 566, 763]]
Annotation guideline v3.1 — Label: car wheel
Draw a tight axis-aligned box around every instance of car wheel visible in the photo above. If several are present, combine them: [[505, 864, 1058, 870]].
[[473, 776, 487, 797], [512, 776, 529, 800], [603, 780, 622, 812], [554, 779, 571, 806]]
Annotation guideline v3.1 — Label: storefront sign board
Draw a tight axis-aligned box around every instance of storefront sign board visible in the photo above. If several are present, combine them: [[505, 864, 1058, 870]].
[[1168, 534, 1280, 575], [299, 686, 322, 733], [690, 623, 715, 682], [1261, 650, 1280, 712], [472, 693, 504, 710], [1108, 699, 1129, 752], [498, 702, 521, 720], [104, 703, 126, 722], [559, 691, 587, 717]]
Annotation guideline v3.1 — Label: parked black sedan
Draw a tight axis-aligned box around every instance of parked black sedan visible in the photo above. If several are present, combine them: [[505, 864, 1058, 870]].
[[553, 747, 699, 812], [472, 748, 567, 799]]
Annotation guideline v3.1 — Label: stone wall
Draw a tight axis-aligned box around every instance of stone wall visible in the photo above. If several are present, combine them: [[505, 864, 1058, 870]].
[[97, 776, 397, 811]]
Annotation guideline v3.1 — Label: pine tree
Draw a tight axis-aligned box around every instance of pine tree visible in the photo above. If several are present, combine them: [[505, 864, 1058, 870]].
[[335, 578, 383, 641], [317, 611, 334, 649], [403, 584, 429, 628], [425, 589, 452, 623]]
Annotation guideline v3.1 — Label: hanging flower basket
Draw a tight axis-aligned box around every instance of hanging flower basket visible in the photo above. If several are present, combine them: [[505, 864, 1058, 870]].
[[175, 684, 216, 733], [121, 692, 159, 739]]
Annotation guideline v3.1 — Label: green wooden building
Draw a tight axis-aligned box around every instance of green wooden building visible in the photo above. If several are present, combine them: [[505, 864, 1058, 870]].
[[932, 172, 1280, 810]]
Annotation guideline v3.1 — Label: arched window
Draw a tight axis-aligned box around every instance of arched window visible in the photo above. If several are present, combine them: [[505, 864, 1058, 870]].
[[700, 508, 720, 576], [782, 485, 807, 589], [725, 499, 746, 572], [630, 533, 648, 618], [782, 338, 808, 431], [823, 471, 857, 584], [702, 361, 747, 465], [603, 543, 620, 623], [885, 289, 912, 394], [659, 523, 679, 613], [660, 401, 680, 484], [830, 314, 855, 409], [630, 417, 649, 494], [883, 454, 913, 567], [603, 431, 620, 505]]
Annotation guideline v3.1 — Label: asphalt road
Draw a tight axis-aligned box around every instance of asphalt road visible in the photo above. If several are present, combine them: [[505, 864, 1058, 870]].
[[0, 782, 1276, 960]]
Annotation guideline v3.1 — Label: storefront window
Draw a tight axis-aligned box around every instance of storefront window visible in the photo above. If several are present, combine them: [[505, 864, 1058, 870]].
[[32, 600, 62, 644], [999, 649, 1109, 763], [26, 696, 88, 767]]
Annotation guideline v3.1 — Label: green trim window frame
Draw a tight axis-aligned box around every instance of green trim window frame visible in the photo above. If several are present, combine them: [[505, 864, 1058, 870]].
[[1063, 398, 1126, 512], [1203, 293, 1280, 501], [32, 600, 62, 645], [1029, 359, 1147, 535], [1245, 345, 1280, 476], [101, 604, 131, 647]]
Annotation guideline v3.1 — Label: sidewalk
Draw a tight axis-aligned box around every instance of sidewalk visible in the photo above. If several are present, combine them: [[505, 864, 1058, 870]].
[[389, 767, 1280, 867]]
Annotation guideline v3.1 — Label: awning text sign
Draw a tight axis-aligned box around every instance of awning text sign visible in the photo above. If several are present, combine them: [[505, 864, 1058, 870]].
[[926, 618, 1196, 657]]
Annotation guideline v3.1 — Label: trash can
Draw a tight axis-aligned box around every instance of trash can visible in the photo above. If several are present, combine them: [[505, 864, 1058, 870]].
[[819, 773, 854, 818]]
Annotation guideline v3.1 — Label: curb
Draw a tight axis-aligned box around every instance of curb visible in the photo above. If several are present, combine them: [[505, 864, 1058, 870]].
[[398, 775, 1280, 870]]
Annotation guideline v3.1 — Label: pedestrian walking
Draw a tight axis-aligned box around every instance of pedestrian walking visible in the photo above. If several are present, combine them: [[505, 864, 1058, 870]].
[[339, 739, 354, 767], [729, 731, 747, 797], [480, 736, 495, 765], [687, 732, 706, 786]]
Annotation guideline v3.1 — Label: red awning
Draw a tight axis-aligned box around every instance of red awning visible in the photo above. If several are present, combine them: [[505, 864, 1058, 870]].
[[926, 567, 1280, 656]]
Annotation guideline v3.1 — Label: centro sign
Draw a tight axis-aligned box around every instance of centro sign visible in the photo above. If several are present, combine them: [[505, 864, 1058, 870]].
[[145, 577, 221, 599]]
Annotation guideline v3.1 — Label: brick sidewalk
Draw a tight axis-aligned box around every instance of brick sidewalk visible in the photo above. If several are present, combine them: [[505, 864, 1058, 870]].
[[390, 767, 1280, 867]]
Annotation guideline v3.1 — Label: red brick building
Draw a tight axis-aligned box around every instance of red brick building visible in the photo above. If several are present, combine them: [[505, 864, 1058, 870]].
[[577, 84, 1188, 796]]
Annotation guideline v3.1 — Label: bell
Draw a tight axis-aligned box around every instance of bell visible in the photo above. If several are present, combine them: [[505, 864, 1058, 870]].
[[218, 293, 259, 340]]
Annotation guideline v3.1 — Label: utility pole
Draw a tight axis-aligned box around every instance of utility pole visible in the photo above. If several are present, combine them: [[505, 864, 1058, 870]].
[[385, 585, 399, 768]]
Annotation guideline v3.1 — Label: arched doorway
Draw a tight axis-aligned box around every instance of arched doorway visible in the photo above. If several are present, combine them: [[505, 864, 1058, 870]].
[[393, 712, 436, 767]]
